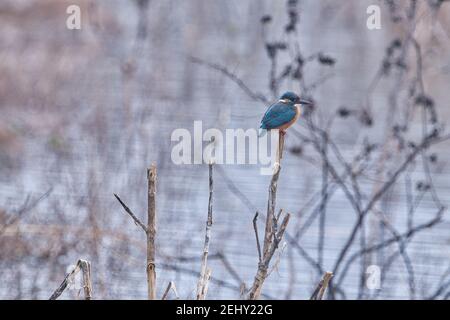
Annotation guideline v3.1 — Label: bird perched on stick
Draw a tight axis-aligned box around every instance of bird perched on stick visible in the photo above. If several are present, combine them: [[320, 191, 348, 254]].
[[260, 91, 312, 135]]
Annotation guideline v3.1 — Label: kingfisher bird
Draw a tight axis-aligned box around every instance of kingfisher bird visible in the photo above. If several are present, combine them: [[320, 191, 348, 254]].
[[260, 91, 312, 135]]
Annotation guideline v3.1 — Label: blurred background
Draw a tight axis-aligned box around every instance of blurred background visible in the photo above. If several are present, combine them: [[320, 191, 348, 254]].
[[1, 0, 450, 299]]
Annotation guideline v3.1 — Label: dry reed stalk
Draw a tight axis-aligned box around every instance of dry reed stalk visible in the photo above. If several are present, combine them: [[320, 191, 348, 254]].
[[114, 164, 158, 300], [197, 163, 214, 300], [147, 164, 157, 300]]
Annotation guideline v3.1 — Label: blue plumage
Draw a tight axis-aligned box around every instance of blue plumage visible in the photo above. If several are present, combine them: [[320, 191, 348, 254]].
[[260, 91, 312, 131], [260, 102, 296, 129]]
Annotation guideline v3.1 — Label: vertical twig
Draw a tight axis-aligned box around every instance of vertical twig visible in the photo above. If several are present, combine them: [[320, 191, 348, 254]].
[[310, 272, 333, 300], [280, 132, 285, 161], [147, 164, 157, 300], [275, 131, 285, 165], [197, 163, 214, 300]]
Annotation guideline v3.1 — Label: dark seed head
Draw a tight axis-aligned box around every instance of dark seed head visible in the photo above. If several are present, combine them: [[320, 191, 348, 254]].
[[261, 15, 272, 24]]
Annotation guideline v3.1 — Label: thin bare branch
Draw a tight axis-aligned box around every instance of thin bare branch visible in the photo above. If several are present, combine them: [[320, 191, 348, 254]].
[[336, 206, 445, 288], [253, 212, 262, 263], [189, 56, 269, 104], [113, 193, 147, 233]]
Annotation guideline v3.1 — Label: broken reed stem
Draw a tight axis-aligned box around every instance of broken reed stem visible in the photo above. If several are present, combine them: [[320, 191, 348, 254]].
[[310, 272, 333, 300], [197, 163, 214, 300], [80, 260, 93, 300], [49, 259, 92, 300], [147, 164, 157, 300], [248, 132, 290, 300]]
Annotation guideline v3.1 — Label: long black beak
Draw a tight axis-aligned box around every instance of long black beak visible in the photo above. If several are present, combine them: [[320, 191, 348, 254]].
[[299, 98, 313, 105]]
